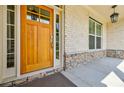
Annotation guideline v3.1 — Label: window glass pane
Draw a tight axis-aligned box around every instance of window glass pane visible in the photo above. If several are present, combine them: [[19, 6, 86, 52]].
[[7, 11, 14, 24], [56, 14, 59, 23], [56, 14, 60, 60], [7, 40, 14, 53], [89, 35, 95, 49], [7, 5, 15, 10], [56, 46, 59, 50], [40, 16, 49, 24], [56, 42, 59, 48], [56, 24, 59, 33], [7, 54, 14, 68], [96, 24, 102, 36], [96, 37, 101, 49], [27, 12, 39, 21], [56, 33, 59, 41], [89, 19, 95, 35], [56, 14, 59, 33], [27, 5, 39, 13], [56, 51, 59, 59], [40, 8, 50, 17], [7, 25, 14, 38]]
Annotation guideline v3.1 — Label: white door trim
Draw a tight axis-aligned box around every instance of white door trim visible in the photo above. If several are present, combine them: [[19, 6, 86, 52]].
[[16, 5, 64, 78], [16, 5, 20, 77]]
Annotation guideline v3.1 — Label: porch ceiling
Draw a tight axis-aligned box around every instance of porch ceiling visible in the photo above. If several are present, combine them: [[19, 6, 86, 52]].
[[89, 5, 124, 23]]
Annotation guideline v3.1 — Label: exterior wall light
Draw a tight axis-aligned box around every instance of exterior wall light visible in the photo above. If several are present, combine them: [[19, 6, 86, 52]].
[[110, 5, 119, 23]]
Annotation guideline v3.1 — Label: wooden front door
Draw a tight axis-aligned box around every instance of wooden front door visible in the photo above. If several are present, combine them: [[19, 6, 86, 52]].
[[21, 5, 53, 74]]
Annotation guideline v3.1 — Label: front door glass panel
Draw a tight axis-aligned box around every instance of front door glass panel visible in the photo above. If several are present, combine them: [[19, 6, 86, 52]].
[[26, 5, 50, 24]]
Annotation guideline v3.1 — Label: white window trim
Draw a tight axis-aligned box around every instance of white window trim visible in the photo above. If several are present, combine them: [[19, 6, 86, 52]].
[[89, 18, 103, 50], [54, 7, 62, 68], [2, 5, 17, 79]]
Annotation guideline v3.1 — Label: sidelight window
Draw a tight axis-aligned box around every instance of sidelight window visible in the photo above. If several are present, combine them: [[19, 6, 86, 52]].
[[56, 14, 60, 59], [7, 5, 15, 68]]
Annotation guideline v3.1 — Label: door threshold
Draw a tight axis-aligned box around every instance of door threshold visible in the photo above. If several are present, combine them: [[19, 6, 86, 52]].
[[18, 67, 54, 79], [0, 67, 63, 86]]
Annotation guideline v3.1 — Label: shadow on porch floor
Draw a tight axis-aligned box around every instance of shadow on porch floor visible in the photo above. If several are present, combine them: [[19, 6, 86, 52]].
[[16, 72, 76, 87]]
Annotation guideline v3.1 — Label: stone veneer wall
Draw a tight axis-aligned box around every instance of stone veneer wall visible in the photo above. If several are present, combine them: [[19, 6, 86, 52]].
[[65, 50, 106, 70], [65, 50, 124, 70], [107, 49, 124, 59]]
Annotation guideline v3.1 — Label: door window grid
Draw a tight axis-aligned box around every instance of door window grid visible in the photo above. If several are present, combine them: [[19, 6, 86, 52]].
[[89, 18, 102, 50], [26, 5, 50, 24], [7, 5, 15, 68]]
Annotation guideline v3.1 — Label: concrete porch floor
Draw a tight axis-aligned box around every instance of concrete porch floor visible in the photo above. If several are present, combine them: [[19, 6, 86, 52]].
[[16, 72, 76, 87], [61, 57, 124, 87]]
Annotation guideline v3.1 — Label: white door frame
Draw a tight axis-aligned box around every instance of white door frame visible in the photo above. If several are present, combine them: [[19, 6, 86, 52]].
[[16, 5, 64, 79]]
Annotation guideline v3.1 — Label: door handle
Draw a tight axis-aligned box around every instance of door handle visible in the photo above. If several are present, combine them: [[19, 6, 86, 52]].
[[50, 34, 54, 48]]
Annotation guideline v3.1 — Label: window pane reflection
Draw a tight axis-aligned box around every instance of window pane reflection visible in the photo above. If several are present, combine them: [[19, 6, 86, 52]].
[[40, 8, 50, 17], [27, 12, 39, 21], [27, 5, 39, 13], [7, 25, 14, 38], [56, 14, 60, 60], [40, 16, 50, 24]]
